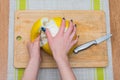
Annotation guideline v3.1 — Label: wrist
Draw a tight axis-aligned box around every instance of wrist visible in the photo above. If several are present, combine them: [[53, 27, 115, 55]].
[[53, 54, 68, 64], [30, 55, 41, 62]]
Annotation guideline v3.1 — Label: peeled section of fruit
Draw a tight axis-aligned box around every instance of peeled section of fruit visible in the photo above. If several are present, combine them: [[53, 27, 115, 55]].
[[30, 17, 77, 55]]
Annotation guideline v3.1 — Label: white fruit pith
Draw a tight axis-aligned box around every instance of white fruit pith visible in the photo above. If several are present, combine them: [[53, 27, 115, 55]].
[[40, 18, 59, 47]]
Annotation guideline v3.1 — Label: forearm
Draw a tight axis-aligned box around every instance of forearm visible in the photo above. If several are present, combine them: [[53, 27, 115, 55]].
[[54, 55, 76, 80], [22, 56, 40, 80]]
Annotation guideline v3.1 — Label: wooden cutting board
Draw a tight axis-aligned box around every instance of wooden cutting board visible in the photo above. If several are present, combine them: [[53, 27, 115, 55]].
[[14, 10, 107, 68]]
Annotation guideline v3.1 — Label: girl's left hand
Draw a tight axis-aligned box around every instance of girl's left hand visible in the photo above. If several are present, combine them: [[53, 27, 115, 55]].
[[27, 36, 41, 61]]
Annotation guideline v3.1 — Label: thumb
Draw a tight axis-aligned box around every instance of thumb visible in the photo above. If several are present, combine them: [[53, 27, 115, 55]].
[[34, 35, 40, 42], [34, 35, 40, 46], [45, 28, 53, 44]]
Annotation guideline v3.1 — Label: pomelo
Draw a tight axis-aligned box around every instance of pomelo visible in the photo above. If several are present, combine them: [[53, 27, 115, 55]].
[[31, 17, 77, 55]]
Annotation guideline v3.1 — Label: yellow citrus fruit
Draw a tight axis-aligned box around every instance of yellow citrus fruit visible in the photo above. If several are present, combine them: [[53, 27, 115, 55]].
[[30, 17, 77, 55]]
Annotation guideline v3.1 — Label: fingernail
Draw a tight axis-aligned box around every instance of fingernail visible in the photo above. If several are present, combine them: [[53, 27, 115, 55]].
[[71, 19, 73, 22], [63, 17, 65, 20], [75, 24, 77, 27], [41, 27, 46, 32]]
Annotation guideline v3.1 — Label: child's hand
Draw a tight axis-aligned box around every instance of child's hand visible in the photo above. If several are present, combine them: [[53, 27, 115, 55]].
[[22, 36, 41, 80], [45, 18, 78, 61], [27, 36, 41, 61]]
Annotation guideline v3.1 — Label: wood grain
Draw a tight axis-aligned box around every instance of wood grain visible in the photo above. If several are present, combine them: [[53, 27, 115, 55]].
[[109, 0, 120, 80], [14, 10, 107, 68], [0, 0, 9, 80]]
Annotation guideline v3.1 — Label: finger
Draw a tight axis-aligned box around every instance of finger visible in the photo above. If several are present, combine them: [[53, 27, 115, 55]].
[[69, 25, 76, 41], [45, 28, 53, 44], [65, 26, 76, 46], [34, 35, 40, 46], [34, 35, 40, 42], [58, 18, 66, 35], [65, 20, 74, 36], [70, 36, 78, 48]]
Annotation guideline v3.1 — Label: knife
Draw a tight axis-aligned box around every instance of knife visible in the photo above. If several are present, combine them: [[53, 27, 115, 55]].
[[74, 34, 112, 54]]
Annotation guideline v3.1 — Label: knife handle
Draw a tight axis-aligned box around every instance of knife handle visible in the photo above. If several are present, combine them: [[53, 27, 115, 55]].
[[74, 40, 97, 54]]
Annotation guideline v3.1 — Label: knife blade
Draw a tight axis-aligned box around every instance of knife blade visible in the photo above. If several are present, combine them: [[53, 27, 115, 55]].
[[74, 34, 112, 54]]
